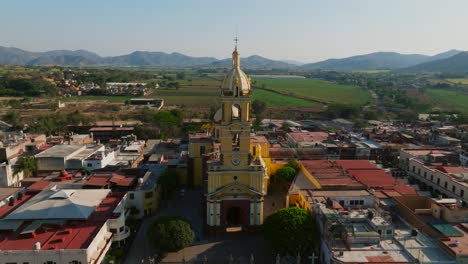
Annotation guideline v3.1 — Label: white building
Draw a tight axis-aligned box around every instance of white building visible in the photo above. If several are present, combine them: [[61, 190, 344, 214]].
[[35, 144, 113, 171], [407, 158, 468, 205], [0, 188, 128, 264]]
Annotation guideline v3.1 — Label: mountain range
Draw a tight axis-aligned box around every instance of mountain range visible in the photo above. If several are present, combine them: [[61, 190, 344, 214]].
[[300, 50, 462, 71], [0, 46, 467, 72]]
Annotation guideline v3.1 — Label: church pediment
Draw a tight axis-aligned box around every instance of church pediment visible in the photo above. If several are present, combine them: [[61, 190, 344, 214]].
[[207, 181, 261, 197]]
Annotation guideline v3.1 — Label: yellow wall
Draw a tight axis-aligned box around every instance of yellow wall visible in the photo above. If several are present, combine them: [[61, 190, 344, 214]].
[[268, 161, 286, 176], [177, 167, 188, 186], [288, 191, 312, 211], [142, 184, 161, 215], [208, 170, 264, 193], [299, 163, 321, 189], [188, 140, 213, 188]]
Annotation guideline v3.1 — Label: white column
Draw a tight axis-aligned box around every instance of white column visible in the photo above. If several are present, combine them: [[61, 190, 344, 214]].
[[250, 201, 254, 225], [209, 202, 214, 226], [256, 200, 262, 225], [216, 201, 221, 226]]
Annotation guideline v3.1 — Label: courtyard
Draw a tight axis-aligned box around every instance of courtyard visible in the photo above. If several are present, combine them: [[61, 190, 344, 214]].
[[124, 189, 275, 264]]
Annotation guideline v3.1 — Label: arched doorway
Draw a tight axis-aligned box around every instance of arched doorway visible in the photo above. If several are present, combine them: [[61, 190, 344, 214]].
[[226, 206, 241, 226]]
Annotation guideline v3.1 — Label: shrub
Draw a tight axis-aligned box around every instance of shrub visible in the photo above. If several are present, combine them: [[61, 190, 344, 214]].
[[275, 166, 297, 183]]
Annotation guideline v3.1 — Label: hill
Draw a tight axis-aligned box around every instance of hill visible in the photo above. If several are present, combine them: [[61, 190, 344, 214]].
[[103, 51, 218, 67], [402, 51, 468, 73], [0, 46, 291, 69], [301, 50, 462, 71], [205, 55, 293, 69], [0, 46, 40, 65]]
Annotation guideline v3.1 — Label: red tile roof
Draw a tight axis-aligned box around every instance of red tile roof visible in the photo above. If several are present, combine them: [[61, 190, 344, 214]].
[[26, 180, 52, 192], [348, 169, 395, 188], [393, 184, 418, 196], [0, 192, 124, 251], [109, 174, 136, 187], [382, 190, 402, 197], [85, 176, 110, 187], [437, 166, 468, 174], [336, 160, 377, 170], [0, 193, 34, 218]]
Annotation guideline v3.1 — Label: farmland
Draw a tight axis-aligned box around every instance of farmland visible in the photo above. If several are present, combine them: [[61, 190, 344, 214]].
[[252, 78, 371, 106], [446, 78, 468, 85], [251, 89, 321, 107], [425, 88, 468, 114]]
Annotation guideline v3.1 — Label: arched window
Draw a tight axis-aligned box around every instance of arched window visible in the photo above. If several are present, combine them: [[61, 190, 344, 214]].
[[231, 104, 241, 120]]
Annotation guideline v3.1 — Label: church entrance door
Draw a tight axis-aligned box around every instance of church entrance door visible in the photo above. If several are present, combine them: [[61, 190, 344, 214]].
[[226, 206, 241, 226]]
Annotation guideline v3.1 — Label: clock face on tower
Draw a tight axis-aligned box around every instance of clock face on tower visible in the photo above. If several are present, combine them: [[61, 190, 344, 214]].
[[231, 156, 241, 166]]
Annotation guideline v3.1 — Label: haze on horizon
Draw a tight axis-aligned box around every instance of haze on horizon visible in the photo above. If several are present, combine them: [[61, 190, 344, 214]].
[[1, 0, 468, 63]]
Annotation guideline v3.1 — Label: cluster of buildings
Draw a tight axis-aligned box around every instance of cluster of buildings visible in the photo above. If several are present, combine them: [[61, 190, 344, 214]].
[[0, 47, 467, 263], [183, 46, 468, 263], [0, 121, 181, 262], [105, 82, 150, 96], [49, 69, 156, 97]]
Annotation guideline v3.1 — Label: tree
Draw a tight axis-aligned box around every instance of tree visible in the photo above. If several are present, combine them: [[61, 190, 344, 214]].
[[3, 110, 21, 128], [287, 159, 300, 172], [263, 207, 318, 256], [275, 166, 297, 183], [252, 99, 267, 128], [148, 216, 194, 253], [363, 110, 379, 120], [13, 156, 37, 185], [326, 103, 359, 119], [176, 72, 186, 80]]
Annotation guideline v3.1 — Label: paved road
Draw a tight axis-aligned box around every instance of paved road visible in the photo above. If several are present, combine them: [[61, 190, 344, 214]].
[[124, 189, 204, 264]]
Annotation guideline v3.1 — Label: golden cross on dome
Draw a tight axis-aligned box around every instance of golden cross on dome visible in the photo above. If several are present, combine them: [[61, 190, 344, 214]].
[[234, 25, 239, 49], [234, 36, 239, 49]]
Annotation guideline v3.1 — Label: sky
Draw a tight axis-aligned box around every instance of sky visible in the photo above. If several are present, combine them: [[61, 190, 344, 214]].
[[1, 0, 468, 63]]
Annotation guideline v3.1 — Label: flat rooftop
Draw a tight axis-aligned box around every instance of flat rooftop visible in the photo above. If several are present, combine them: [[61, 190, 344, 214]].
[[0, 192, 124, 251], [5, 189, 111, 220], [70, 145, 103, 160], [309, 190, 371, 197], [35, 144, 84, 159], [288, 131, 328, 143], [440, 224, 468, 257], [334, 249, 413, 263]]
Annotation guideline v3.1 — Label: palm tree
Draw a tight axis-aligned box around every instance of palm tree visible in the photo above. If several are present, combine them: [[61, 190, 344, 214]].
[[13, 156, 37, 186]]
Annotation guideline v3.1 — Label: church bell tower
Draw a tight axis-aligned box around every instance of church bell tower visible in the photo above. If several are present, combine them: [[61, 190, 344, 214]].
[[207, 42, 268, 230]]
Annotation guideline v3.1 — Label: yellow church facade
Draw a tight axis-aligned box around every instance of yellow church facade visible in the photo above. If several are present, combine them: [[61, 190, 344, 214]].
[[205, 46, 269, 230]]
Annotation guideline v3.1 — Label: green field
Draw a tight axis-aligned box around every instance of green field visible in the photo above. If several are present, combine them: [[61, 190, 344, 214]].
[[446, 78, 468, 85], [252, 89, 321, 107], [253, 78, 371, 106], [351, 70, 390, 74], [61, 95, 135, 102], [426, 88, 468, 114], [155, 88, 218, 106]]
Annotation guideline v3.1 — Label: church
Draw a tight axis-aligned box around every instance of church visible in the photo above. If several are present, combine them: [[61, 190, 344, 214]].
[[203, 44, 270, 231]]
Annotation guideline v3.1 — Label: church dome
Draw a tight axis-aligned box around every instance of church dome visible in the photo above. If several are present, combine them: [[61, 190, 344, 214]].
[[221, 47, 251, 96]]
